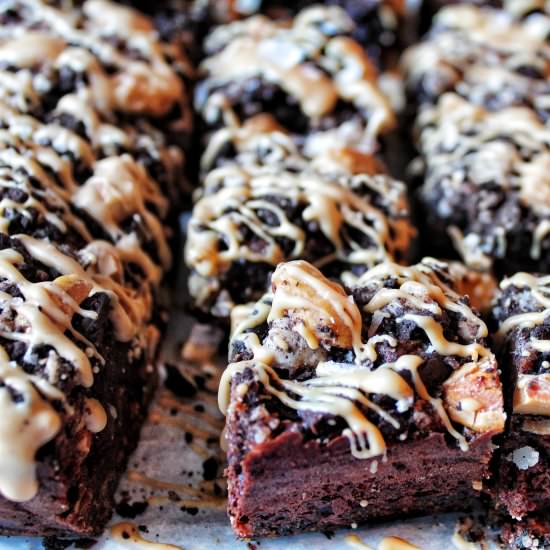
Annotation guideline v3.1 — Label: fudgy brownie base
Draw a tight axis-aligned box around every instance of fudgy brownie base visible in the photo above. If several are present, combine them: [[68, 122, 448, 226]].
[[226, 407, 495, 538]]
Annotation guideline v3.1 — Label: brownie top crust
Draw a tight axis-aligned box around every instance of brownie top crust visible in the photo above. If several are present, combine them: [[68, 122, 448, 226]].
[[195, 5, 395, 155], [493, 272, 550, 417], [0, 0, 188, 504], [220, 259, 505, 461], [185, 152, 414, 318], [403, 4, 550, 118]]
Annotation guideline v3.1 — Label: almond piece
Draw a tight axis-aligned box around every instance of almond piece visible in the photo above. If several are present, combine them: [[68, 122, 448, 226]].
[[514, 373, 550, 416], [442, 355, 505, 433]]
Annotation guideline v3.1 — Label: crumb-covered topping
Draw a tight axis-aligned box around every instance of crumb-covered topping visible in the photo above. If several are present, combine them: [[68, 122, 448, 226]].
[[185, 157, 413, 318], [220, 259, 504, 461], [0, 0, 189, 502], [494, 272, 550, 416], [195, 5, 395, 154], [415, 93, 550, 271], [0, 0, 191, 118], [403, 4, 550, 118]]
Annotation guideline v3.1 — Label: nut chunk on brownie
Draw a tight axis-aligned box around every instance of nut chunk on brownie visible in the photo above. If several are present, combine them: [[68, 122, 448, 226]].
[[492, 273, 550, 522], [185, 154, 414, 320], [219, 259, 505, 538], [195, 5, 395, 159]]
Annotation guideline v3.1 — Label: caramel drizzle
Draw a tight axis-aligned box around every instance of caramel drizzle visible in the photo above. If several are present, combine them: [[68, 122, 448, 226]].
[[186, 162, 410, 288], [221, 260, 491, 459], [198, 6, 394, 151], [0, 99, 172, 284], [0, 345, 63, 501], [111, 522, 184, 550], [498, 272, 550, 336]]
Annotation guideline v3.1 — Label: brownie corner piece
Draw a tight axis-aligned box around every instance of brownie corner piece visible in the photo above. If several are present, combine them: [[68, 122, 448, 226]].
[[220, 258, 505, 538]]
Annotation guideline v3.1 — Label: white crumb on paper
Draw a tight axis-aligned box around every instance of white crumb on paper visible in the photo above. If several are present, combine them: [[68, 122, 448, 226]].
[[506, 446, 540, 470]]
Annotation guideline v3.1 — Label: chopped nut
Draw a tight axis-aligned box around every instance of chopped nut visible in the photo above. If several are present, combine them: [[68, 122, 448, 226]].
[[513, 373, 550, 416], [49, 274, 93, 319], [270, 261, 361, 350], [442, 356, 505, 433]]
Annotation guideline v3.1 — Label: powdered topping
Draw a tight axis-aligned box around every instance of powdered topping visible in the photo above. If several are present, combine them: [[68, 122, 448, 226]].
[[221, 260, 504, 460]]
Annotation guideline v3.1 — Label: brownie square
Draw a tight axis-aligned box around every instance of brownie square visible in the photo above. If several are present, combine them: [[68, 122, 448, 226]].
[[0, 0, 189, 536], [194, 5, 396, 160], [402, 3, 550, 274], [185, 149, 414, 320], [220, 259, 505, 537]]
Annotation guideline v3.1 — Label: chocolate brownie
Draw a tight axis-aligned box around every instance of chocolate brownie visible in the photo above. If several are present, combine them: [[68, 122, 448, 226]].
[[124, 0, 407, 68], [491, 273, 550, 523], [185, 149, 414, 320], [411, 93, 550, 275], [401, 2, 550, 274], [403, 4, 550, 117], [194, 5, 396, 161], [0, 0, 189, 537], [220, 259, 505, 537]]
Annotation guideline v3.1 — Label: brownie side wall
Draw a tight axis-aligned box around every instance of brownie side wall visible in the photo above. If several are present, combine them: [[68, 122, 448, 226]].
[[0, 337, 157, 537], [227, 430, 495, 538]]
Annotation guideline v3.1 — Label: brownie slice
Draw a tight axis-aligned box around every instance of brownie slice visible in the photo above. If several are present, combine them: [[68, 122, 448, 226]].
[[492, 273, 550, 523], [403, 4, 549, 118], [185, 150, 414, 320], [123, 0, 407, 69], [0, 0, 189, 537], [402, 3, 550, 274], [220, 259, 505, 538], [194, 5, 396, 160]]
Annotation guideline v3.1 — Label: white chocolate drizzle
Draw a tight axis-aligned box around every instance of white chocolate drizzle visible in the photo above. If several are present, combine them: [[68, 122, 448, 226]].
[[221, 260, 503, 460]]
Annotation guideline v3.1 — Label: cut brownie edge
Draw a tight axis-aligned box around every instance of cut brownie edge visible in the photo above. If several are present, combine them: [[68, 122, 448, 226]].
[[226, 429, 496, 538]]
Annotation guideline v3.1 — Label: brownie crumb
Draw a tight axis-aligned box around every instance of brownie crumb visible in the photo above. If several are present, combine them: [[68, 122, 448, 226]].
[[164, 364, 197, 399], [115, 500, 149, 519], [202, 457, 219, 481], [181, 506, 199, 516]]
